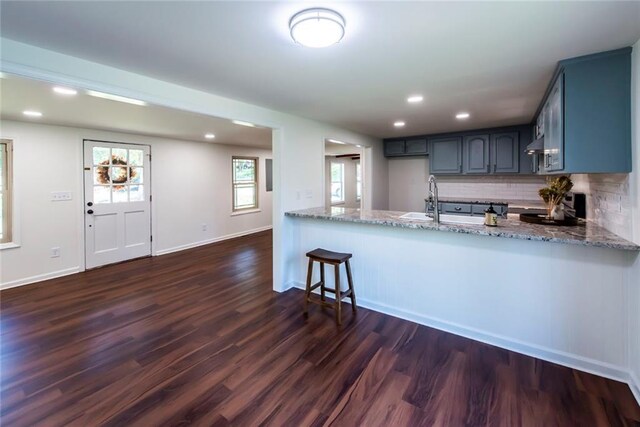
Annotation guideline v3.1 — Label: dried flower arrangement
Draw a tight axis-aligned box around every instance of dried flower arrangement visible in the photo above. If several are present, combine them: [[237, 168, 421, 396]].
[[538, 175, 573, 219]]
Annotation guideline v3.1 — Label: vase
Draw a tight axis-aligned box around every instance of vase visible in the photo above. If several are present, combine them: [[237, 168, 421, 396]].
[[551, 204, 565, 220]]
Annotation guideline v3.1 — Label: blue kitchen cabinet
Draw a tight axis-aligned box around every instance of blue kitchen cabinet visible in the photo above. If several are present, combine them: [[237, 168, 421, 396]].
[[429, 137, 462, 174], [462, 134, 490, 174]]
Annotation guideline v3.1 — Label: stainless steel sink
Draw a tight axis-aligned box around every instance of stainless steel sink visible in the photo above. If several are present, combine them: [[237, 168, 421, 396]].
[[399, 212, 485, 225]]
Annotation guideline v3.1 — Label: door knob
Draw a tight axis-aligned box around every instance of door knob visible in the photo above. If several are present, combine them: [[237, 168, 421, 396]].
[[87, 209, 94, 214], [87, 202, 93, 207]]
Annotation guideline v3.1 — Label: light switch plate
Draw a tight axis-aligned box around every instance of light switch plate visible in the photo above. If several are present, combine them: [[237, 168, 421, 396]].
[[51, 191, 72, 201]]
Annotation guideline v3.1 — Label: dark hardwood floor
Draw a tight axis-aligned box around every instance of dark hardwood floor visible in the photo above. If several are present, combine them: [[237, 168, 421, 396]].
[[1, 230, 639, 426]]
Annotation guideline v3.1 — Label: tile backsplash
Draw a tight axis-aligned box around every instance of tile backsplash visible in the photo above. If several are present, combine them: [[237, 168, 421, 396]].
[[436, 175, 547, 201], [571, 174, 631, 240]]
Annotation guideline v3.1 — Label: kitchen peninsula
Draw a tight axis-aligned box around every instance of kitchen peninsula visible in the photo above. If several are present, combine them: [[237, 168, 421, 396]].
[[285, 206, 639, 384]]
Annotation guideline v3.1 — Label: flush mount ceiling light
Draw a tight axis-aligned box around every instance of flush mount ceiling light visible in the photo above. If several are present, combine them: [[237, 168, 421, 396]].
[[394, 121, 406, 127], [204, 133, 215, 139], [53, 86, 78, 96], [232, 120, 256, 128], [289, 8, 345, 48], [23, 110, 43, 118], [407, 95, 423, 103], [87, 90, 147, 106], [456, 112, 470, 120]]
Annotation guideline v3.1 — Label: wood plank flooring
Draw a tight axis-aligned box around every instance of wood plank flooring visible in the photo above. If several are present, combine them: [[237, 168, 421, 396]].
[[1, 230, 639, 426]]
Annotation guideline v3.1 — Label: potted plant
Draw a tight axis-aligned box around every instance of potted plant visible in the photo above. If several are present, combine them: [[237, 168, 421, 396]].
[[538, 176, 573, 220]]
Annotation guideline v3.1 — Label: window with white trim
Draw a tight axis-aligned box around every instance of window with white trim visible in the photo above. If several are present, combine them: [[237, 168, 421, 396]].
[[356, 161, 362, 201], [232, 157, 258, 211], [330, 162, 344, 204], [0, 139, 13, 244]]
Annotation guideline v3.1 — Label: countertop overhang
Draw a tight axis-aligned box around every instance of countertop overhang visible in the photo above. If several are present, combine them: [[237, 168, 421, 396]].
[[285, 207, 640, 251]]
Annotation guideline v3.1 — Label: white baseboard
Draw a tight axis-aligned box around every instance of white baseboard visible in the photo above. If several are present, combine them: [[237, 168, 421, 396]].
[[0, 267, 81, 290], [291, 281, 631, 385], [154, 225, 272, 256]]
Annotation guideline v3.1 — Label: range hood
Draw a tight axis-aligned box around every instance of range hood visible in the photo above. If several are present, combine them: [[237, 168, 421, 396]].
[[525, 137, 544, 154]]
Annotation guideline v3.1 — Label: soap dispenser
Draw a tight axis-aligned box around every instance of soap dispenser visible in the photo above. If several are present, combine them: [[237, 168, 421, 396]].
[[484, 203, 498, 227]]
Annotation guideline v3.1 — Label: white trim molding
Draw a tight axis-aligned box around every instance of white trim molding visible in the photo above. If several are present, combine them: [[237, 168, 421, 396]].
[[0, 267, 81, 290], [154, 225, 272, 256]]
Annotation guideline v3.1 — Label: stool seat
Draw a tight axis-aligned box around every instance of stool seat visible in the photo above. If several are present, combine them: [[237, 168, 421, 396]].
[[305, 248, 352, 264], [304, 248, 356, 326]]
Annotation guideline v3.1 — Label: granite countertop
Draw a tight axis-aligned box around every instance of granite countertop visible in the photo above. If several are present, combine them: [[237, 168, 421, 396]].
[[285, 207, 640, 251], [425, 197, 546, 209]]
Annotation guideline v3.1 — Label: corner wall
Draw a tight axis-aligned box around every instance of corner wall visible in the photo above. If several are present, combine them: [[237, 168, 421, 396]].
[[0, 38, 386, 291], [628, 38, 640, 403]]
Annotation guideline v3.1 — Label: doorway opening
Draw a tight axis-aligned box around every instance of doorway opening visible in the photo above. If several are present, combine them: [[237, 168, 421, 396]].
[[324, 139, 364, 209]]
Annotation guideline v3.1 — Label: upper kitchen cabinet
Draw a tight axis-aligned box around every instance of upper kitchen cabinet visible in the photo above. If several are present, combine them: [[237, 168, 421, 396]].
[[491, 132, 520, 173], [534, 47, 632, 174], [383, 138, 427, 157], [429, 137, 462, 174], [462, 134, 490, 174]]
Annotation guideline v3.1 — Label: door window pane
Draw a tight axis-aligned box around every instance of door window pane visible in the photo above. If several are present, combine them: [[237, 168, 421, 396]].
[[111, 166, 128, 184], [130, 167, 143, 184], [93, 147, 110, 165], [94, 166, 110, 184], [93, 185, 111, 204], [129, 185, 144, 202], [129, 149, 144, 166], [112, 148, 128, 164], [112, 186, 128, 203]]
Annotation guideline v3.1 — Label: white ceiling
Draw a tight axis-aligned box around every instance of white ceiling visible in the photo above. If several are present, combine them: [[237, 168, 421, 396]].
[[325, 139, 362, 156], [1, 2, 639, 138], [0, 74, 272, 148]]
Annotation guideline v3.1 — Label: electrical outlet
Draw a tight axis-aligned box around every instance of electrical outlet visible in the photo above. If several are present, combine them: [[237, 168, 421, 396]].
[[305, 189, 313, 199], [51, 191, 73, 201], [201, 223, 208, 232], [50, 247, 61, 258]]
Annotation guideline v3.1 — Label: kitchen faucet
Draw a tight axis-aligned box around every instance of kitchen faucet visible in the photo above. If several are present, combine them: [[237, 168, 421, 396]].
[[426, 175, 440, 223]]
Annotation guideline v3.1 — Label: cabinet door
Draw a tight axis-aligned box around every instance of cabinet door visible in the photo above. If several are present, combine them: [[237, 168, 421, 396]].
[[491, 132, 520, 173], [463, 134, 490, 174], [544, 74, 564, 171], [429, 137, 462, 174], [384, 140, 405, 157], [405, 138, 428, 155]]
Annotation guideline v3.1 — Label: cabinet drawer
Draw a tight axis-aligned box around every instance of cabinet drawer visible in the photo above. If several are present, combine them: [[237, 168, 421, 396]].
[[441, 203, 472, 215], [472, 204, 508, 216]]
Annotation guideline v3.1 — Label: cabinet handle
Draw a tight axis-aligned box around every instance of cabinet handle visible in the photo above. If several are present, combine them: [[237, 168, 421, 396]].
[[455, 207, 462, 211], [493, 164, 497, 173]]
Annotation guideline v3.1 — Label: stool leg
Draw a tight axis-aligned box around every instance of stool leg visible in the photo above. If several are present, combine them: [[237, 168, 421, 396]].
[[304, 258, 314, 314], [320, 262, 326, 302], [334, 264, 342, 325], [346, 260, 357, 313]]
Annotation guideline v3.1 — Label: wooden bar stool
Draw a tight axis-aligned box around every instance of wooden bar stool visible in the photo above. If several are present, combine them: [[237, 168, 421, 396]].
[[304, 248, 357, 325]]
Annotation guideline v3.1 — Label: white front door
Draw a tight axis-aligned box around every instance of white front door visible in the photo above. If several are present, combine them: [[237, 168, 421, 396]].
[[84, 140, 151, 269]]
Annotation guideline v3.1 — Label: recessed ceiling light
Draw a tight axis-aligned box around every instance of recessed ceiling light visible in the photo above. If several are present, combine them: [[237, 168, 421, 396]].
[[87, 90, 147, 106], [394, 121, 405, 127], [232, 120, 255, 128], [456, 112, 470, 119], [23, 110, 43, 118], [289, 8, 345, 48], [205, 133, 215, 139], [407, 95, 423, 103], [328, 139, 346, 144], [356, 145, 362, 148], [53, 86, 78, 96]]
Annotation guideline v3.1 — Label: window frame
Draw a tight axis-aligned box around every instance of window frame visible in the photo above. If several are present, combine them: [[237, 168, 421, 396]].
[[355, 161, 362, 201], [232, 156, 259, 212], [330, 161, 345, 205], [0, 139, 13, 244]]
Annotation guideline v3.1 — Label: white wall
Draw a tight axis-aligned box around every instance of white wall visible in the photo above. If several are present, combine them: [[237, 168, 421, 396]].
[[388, 157, 429, 212], [325, 156, 360, 209], [0, 38, 387, 291], [0, 120, 273, 287]]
